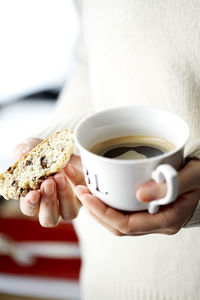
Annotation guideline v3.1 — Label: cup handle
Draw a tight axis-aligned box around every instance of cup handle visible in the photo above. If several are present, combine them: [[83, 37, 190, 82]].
[[148, 164, 179, 214]]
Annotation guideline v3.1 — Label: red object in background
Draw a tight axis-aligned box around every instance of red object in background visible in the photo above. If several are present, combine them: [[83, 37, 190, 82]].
[[0, 217, 81, 280]]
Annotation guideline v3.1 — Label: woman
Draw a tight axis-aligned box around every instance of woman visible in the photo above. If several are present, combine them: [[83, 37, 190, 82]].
[[15, 1, 200, 299]]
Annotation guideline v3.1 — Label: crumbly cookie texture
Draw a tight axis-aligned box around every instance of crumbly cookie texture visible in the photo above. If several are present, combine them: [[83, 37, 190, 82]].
[[0, 129, 74, 200]]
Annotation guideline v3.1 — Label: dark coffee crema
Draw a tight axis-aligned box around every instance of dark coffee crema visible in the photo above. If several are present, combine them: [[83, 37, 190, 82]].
[[89, 135, 175, 160]]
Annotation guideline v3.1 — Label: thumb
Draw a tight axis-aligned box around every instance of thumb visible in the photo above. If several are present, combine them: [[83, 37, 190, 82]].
[[14, 138, 42, 160], [136, 159, 200, 203], [136, 180, 167, 203]]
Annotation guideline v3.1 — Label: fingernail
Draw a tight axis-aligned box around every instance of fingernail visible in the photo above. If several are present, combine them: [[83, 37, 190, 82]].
[[65, 165, 76, 176], [44, 183, 54, 196], [28, 197, 38, 205]]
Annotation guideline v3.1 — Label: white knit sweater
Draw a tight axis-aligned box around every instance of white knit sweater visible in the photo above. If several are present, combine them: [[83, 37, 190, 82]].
[[39, 1, 200, 299]]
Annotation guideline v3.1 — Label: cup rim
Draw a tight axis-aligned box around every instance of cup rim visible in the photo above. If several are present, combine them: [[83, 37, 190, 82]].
[[74, 106, 190, 165]]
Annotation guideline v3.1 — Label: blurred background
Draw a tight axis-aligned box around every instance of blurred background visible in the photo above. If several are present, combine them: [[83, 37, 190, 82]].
[[0, 0, 79, 172], [0, 1, 81, 299]]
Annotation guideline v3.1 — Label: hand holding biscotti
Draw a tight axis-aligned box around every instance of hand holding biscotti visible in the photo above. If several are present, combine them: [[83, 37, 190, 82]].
[[14, 138, 85, 227]]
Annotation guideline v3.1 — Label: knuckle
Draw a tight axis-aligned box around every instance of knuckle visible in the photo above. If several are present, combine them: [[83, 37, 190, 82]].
[[42, 196, 57, 208], [43, 199, 51, 208]]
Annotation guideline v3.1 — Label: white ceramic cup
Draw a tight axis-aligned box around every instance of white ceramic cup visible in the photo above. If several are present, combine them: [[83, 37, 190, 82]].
[[74, 106, 190, 214]]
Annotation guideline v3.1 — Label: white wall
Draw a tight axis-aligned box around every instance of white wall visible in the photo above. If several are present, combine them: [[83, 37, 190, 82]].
[[0, 0, 79, 103]]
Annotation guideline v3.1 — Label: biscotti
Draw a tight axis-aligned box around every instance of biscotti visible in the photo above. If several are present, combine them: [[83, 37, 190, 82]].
[[0, 129, 74, 200]]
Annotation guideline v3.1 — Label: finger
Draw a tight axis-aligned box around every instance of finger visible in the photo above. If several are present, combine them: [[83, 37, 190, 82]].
[[14, 144, 32, 160], [137, 159, 200, 203], [69, 154, 82, 170], [128, 192, 200, 235], [54, 172, 79, 220], [76, 181, 200, 236], [76, 185, 165, 235], [20, 191, 40, 216], [75, 185, 131, 233], [64, 164, 85, 186], [75, 186, 122, 236], [14, 138, 42, 160], [23, 138, 43, 149], [86, 208, 124, 236], [136, 180, 167, 203], [39, 179, 60, 227]]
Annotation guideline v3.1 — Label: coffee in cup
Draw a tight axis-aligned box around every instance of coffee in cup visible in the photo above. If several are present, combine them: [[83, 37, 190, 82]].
[[89, 135, 175, 160]]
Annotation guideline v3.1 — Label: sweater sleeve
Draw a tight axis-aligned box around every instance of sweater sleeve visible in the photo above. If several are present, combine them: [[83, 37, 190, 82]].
[[183, 142, 200, 228]]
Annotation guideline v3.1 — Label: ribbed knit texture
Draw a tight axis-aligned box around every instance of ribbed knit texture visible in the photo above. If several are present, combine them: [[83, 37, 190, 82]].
[[38, 1, 200, 299], [75, 207, 200, 300]]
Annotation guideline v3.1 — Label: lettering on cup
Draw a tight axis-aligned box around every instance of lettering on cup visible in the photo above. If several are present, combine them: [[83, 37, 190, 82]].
[[84, 166, 108, 195]]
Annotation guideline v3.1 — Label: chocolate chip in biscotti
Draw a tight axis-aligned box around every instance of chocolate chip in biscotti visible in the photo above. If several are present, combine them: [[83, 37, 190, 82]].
[[19, 186, 31, 197], [40, 156, 49, 169], [20, 187, 24, 196], [38, 175, 47, 181], [11, 180, 18, 186], [7, 166, 15, 174], [26, 160, 33, 166]]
